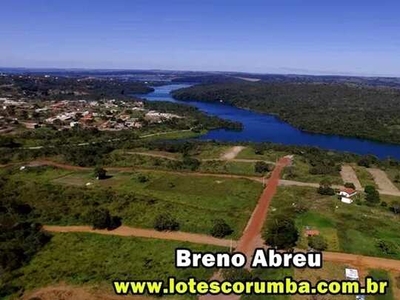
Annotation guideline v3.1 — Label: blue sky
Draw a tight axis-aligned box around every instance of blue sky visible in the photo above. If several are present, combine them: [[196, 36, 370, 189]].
[[1, 0, 400, 76]]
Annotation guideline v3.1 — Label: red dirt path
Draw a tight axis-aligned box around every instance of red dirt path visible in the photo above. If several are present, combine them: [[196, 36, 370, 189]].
[[236, 156, 291, 257]]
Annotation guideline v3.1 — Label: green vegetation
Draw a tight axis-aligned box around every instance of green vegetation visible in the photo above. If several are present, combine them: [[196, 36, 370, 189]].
[[210, 219, 233, 238], [172, 82, 400, 144], [242, 268, 293, 300], [367, 269, 394, 300], [263, 217, 299, 250], [1, 166, 262, 238], [0, 192, 51, 298], [354, 165, 377, 188], [11, 233, 224, 298], [269, 186, 400, 258], [317, 179, 336, 196], [365, 185, 381, 205], [0, 75, 153, 100], [308, 235, 328, 251], [154, 213, 180, 231]]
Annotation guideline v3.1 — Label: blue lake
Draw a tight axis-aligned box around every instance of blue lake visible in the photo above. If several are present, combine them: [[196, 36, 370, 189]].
[[141, 84, 400, 160]]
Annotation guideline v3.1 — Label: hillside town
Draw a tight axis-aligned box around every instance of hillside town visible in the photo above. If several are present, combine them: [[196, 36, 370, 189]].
[[0, 97, 182, 133]]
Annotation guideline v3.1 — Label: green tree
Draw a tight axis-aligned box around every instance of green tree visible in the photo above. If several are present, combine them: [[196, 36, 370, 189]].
[[317, 179, 335, 196], [308, 235, 328, 251], [255, 161, 273, 174], [364, 185, 380, 204], [390, 201, 400, 214], [263, 217, 299, 249], [89, 208, 111, 229], [210, 219, 233, 238]]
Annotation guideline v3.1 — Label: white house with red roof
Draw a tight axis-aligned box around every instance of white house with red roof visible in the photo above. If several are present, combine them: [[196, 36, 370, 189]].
[[338, 188, 357, 204]]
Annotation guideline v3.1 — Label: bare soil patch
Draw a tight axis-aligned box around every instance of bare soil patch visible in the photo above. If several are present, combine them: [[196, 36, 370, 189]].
[[220, 146, 245, 160], [340, 165, 362, 190], [367, 168, 400, 195]]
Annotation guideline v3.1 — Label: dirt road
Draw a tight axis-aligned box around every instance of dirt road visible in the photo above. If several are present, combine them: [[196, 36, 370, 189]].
[[220, 146, 246, 160], [11, 160, 400, 197], [340, 165, 363, 190], [236, 156, 291, 258], [44, 225, 400, 272], [367, 168, 400, 196], [322, 251, 400, 272], [43, 225, 236, 248]]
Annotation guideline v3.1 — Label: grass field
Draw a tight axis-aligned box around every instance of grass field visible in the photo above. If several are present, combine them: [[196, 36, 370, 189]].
[[368, 269, 394, 300], [269, 186, 400, 259], [9, 166, 263, 238], [105, 150, 262, 176], [353, 165, 378, 188], [189, 144, 232, 159], [293, 262, 353, 300], [241, 268, 293, 300], [13, 233, 224, 299], [236, 146, 288, 162], [198, 160, 259, 176], [282, 157, 343, 185]]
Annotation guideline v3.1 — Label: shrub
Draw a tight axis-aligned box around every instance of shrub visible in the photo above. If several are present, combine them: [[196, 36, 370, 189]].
[[137, 174, 149, 183], [94, 167, 107, 180], [89, 208, 111, 229], [390, 201, 400, 214], [154, 214, 180, 231], [210, 219, 233, 238], [376, 239, 398, 255], [255, 161, 273, 174], [364, 186, 380, 204], [308, 235, 328, 251], [317, 179, 335, 195], [87, 208, 122, 230]]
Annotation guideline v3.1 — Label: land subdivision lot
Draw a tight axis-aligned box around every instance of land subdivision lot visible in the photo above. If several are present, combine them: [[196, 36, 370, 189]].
[[340, 165, 363, 190], [353, 165, 378, 188], [268, 186, 400, 259], [282, 158, 343, 185], [16, 233, 223, 299], [367, 168, 400, 196], [7, 166, 263, 238], [236, 146, 289, 162]]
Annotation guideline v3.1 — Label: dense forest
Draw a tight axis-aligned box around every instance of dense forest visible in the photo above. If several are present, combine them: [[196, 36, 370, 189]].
[[172, 82, 400, 144]]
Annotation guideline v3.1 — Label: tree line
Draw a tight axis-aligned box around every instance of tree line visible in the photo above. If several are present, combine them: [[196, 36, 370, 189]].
[[172, 82, 400, 144]]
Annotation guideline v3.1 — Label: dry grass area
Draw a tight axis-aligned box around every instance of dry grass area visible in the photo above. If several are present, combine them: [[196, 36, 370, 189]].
[[293, 262, 355, 300]]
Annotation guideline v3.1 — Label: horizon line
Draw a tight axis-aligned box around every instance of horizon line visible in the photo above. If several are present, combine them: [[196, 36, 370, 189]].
[[1, 66, 399, 79]]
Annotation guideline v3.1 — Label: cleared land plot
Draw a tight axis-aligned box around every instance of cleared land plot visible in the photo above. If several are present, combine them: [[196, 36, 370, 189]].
[[282, 158, 343, 185], [14, 233, 224, 297], [385, 169, 400, 190], [341, 165, 362, 190], [269, 186, 400, 259], [15, 167, 263, 238], [368, 168, 400, 195], [198, 160, 258, 176], [106, 151, 262, 176], [220, 146, 245, 160], [189, 144, 232, 159], [236, 146, 288, 162]]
